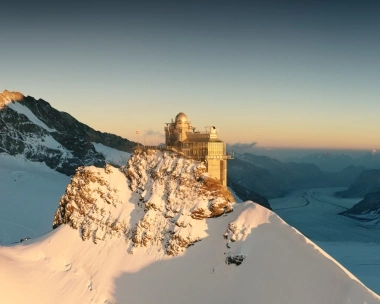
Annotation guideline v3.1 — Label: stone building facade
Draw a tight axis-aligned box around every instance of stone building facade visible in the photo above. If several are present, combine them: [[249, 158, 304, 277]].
[[165, 112, 231, 186]]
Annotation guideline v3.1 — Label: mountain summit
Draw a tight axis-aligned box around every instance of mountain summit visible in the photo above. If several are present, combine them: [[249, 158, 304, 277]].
[[1, 149, 379, 303], [0, 90, 134, 175], [53, 148, 234, 255]]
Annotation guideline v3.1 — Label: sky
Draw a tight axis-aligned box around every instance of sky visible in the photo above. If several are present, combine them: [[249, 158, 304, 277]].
[[1, 0, 380, 151]]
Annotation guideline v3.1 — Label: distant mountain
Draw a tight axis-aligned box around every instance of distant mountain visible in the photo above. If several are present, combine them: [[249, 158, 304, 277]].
[[289, 151, 380, 172], [228, 153, 367, 199], [341, 190, 380, 221], [337, 169, 380, 198], [355, 151, 380, 169], [329, 165, 369, 186], [295, 152, 353, 172], [0, 90, 135, 175]]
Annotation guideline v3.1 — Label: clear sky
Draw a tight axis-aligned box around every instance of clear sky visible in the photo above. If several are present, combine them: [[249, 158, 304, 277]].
[[1, 0, 380, 150]]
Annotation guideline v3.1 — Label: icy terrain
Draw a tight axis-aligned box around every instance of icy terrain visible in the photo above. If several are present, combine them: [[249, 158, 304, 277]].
[[271, 188, 380, 294], [0, 154, 69, 244], [0, 150, 379, 304]]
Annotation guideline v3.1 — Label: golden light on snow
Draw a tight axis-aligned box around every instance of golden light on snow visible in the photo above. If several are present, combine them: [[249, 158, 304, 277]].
[[0, 90, 24, 107]]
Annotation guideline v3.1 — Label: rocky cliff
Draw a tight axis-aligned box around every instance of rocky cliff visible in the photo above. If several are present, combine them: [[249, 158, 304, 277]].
[[0, 90, 134, 175], [53, 149, 234, 256], [337, 169, 380, 198], [341, 191, 380, 223]]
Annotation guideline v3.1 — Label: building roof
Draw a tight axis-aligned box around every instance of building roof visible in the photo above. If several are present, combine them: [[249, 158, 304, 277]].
[[175, 112, 188, 123]]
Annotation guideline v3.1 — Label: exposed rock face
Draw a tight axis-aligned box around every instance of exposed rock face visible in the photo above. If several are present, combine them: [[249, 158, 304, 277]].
[[53, 149, 235, 256], [228, 180, 271, 210], [340, 191, 380, 221], [126, 149, 234, 255], [0, 90, 135, 175], [53, 164, 129, 243], [337, 169, 380, 198]]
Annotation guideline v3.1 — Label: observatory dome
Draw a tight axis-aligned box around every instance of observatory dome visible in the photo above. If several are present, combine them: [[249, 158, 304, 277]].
[[175, 112, 188, 123]]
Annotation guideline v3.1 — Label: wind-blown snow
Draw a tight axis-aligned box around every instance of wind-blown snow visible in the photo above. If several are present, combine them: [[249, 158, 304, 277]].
[[92, 142, 131, 166], [0, 150, 379, 304], [5, 100, 56, 132]]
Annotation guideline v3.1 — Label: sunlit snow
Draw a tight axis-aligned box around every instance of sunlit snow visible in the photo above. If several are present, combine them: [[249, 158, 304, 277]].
[[0, 152, 379, 304], [92, 142, 131, 166]]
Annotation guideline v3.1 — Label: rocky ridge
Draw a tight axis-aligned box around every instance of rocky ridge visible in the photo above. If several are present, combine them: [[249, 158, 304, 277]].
[[341, 191, 380, 223], [0, 90, 134, 175], [54, 149, 235, 256], [337, 169, 380, 198]]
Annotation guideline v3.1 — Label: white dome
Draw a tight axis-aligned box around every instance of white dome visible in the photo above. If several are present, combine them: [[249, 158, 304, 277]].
[[175, 112, 188, 123]]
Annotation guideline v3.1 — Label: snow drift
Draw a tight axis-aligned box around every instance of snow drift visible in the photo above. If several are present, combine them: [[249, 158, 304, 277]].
[[0, 149, 379, 304]]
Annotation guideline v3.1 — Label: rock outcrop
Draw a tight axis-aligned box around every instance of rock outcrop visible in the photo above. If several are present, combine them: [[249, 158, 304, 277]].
[[337, 169, 380, 198], [53, 149, 235, 255], [340, 191, 380, 223]]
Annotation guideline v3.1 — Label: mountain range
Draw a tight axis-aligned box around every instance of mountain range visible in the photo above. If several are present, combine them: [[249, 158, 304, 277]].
[[1, 90, 370, 203], [289, 151, 380, 172], [228, 153, 367, 199], [1, 90, 380, 303], [338, 169, 380, 198], [0, 90, 272, 213]]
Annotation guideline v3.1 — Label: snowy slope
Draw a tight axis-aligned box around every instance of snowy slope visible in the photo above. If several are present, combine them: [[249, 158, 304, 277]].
[[6, 100, 56, 132], [0, 154, 70, 244], [92, 142, 131, 166], [0, 150, 379, 304], [270, 188, 380, 294], [1, 204, 379, 304]]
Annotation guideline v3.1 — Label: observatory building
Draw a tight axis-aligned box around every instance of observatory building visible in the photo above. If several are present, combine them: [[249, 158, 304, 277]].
[[165, 112, 231, 186]]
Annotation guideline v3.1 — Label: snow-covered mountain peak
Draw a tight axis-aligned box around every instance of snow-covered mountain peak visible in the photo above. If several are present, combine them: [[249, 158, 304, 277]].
[[53, 148, 235, 256], [0, 90, 24, 107]]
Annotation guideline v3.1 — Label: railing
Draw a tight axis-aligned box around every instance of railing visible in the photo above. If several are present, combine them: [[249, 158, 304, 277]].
[[133, 145, 235, 160], [226, 151, 235, 159]]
